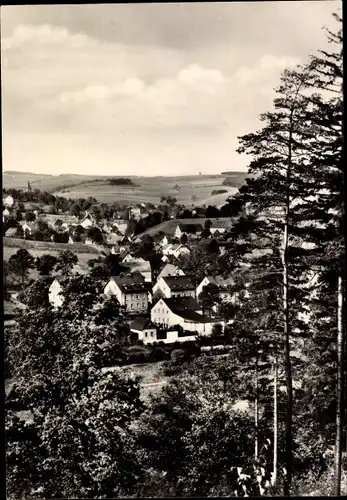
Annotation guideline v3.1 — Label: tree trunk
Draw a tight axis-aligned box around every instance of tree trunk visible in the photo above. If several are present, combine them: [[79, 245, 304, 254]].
[[334, 275, 344, 496], [272, 358, 278, 488], [282, 205, 293, 496], [255, 356, 259, 460]]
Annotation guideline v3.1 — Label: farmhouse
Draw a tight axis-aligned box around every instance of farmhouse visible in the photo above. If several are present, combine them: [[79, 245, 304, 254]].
[[152, 275, 195, 299], [157, 263, 185, 281], [129, 317, 158, 344], [104, 272, 151, 314], [151, 297, 224, 336]]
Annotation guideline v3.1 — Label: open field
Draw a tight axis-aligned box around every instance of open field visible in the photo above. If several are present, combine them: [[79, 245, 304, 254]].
[[53, 176, 244, 205], [3, 237, 100, 273], [3, 171, 247, 206], [3, 171, 101, 192]]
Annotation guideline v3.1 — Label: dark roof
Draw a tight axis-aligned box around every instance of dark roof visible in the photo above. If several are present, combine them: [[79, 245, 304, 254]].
[[163, 275, 195, 290], [161, 297, 217, 323], [162, 296, 201, 313], [113, 272, 151, 293], [130, 317, 156, 331]]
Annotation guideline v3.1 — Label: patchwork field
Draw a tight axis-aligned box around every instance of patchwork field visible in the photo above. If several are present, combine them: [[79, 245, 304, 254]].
[[54, 176, 243, 206], [3, 171, 247, 207]]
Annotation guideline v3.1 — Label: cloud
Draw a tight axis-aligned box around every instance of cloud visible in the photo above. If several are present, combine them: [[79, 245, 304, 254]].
[[1, 1, 340, 176]]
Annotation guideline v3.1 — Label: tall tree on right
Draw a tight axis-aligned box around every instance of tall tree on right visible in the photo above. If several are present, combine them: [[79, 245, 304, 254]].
[[302, 13, 344, 496]]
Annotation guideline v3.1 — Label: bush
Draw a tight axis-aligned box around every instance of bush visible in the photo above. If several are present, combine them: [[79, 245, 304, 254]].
[[170, 349, 186, 363], [211, 189, 228, 196]]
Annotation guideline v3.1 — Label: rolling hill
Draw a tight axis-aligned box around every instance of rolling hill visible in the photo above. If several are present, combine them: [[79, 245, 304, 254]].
[[3, 171, 247, 207]]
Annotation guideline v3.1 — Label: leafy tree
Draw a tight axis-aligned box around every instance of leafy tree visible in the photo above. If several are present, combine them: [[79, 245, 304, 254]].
[[35, 254, 58, 276], [55, 250, 78, 276], [6, 274, 142, 498], [53, 232, 69, 243], [8, 249, 35, 290], [86, 226, 104, 244], [136, 357, 256, 496], [25, 211, 36, 222], [199, 283, 221, 316]]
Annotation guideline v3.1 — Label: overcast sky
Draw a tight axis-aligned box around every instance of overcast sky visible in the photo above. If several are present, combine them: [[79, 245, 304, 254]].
[[1, 1, 341, 177]]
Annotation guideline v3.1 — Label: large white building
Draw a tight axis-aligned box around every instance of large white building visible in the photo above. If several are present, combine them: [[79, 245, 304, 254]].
[[152, 275, 195, 299], [151, 297, 224, 336]]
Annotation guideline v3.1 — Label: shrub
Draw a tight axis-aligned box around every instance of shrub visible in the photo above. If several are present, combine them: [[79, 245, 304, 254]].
[[170, 349, 186, 363], [211, 189, 228, 196]]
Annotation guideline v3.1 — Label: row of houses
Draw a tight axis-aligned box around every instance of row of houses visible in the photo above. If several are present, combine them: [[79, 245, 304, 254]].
[[48, 257, 235, 343]]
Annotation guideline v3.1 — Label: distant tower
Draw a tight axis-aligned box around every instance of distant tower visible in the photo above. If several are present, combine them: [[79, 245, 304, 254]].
[[27, 180, 32, 192], [199, 172, 202, 176]]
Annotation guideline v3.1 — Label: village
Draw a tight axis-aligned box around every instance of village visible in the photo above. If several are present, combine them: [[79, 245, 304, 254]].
[[3, 189, 242, 349]]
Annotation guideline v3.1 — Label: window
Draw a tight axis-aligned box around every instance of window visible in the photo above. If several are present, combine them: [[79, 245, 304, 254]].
[[144, 332, 148, 338], [137, 303, 139, 309], [131, 303, 134, 309], [142, 302, 146, 308]]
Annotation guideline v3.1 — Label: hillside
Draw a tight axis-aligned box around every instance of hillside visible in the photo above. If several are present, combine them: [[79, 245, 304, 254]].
[[137, 217, 232, 238], [3, 237, 100, 274], [3, 171, 247, 206]]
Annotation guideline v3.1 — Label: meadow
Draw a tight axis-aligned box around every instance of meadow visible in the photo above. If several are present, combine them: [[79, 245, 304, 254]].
[[3, 171, 247, 207], [54, 176, 242, 206], [3, 238, 100, 274]]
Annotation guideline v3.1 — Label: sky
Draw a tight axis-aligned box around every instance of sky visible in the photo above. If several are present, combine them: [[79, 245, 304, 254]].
[[1, 1, 341, 177]]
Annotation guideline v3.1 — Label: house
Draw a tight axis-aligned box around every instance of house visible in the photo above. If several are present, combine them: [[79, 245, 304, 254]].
[[122, 253, 141, 264], [129, 207, 142, 220], [152, 275, 195, 299], [162, 243, 190, 259], [174, 223, 204, 239], [49, 278, 64, 309], [3, 195, 14, 207], [104, 272, 151, 314], [123, 258, 152, 283], [79, 211, 97, 229], [209, 218, 233, 235], [3, 208, 11, 220], [196, 275, 235, 301], [157, 263, 185, 281], [151, 297, 224, 336], [113, 219, 128, 235], [159, 235, 169, 246], [20, 221, 38, 236], [129, 317, 158, 344], [106, 233, 123, 247]]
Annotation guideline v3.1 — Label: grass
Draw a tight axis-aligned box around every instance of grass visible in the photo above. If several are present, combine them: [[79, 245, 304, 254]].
[[53, 176, 241, 206], [3, 237, 100, 273], [3, 171, 247, 206]]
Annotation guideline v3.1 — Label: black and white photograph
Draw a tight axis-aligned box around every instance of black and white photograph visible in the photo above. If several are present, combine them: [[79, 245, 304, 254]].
[[2, 1, 345, 497]]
